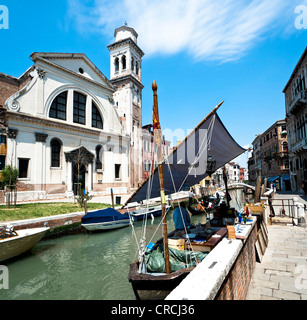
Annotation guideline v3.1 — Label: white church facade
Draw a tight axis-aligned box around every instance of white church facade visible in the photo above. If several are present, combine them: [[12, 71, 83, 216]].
[[0, 25, 144, 203]]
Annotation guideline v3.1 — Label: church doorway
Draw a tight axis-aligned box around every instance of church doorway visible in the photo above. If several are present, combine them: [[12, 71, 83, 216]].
[[65, 146, 94, 195], [72, 163, 86, 195]]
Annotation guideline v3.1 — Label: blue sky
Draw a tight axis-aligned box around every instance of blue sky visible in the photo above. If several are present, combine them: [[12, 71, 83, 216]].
[[1, 0, 307, 168]]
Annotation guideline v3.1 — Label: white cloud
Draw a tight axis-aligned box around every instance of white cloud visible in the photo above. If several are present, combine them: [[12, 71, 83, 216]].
[[67, 0, 292, 62]]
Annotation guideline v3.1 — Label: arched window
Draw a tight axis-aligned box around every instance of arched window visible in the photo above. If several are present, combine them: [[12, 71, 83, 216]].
[[115, 57, 119, 72], [131, 57, 134, 72], [96, 145, 102, 170], [51, 138, 62, 167], [49, 91, 67, 120], [121, 55, 126, 70], [92, 102, 103, 129], [73, 91, 86, 125]]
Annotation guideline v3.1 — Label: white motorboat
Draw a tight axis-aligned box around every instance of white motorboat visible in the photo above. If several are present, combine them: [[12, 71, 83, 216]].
[[127, 205, 171, 221], [0, 226, 49, 262]]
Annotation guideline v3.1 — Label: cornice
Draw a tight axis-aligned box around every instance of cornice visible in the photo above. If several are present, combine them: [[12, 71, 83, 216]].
[[110, 74, 144, 89], [6, 111, 130, 141], [107, 38, 144, 58]]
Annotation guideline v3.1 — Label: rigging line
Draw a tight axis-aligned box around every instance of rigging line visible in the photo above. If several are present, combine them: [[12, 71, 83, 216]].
[[177, 114, 216, 193], [141, 166, 164, 248], [140, 173, 153, 242], [141, 113, 217, 265], [163, 115, 216, 264], [126, 206, 141, 253], [164, 158, 197, 265]]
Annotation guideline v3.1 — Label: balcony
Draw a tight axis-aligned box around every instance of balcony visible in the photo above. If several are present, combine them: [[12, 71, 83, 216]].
[[287, 90, 307, 115], [292, 137, 307, 153], [272, 151, 289, 159]]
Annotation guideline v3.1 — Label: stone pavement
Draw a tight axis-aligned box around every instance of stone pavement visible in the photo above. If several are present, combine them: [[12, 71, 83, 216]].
[[246, 224, 307, 300]]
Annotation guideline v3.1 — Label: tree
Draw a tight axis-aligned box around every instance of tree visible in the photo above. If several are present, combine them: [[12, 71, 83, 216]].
[[1, 165, 19, 208], [1, 165, 18, 189]]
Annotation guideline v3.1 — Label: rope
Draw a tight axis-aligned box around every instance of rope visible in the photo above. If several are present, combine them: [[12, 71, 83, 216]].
[[133, 114, 217, 269]]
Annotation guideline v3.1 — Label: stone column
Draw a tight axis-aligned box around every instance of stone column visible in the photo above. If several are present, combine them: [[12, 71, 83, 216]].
[[7, 129, 18, 167], [34, 133, 48, 198], [67, 161, 73, 194], [88, 162, 93, 192], [67, 90, 73, 124]]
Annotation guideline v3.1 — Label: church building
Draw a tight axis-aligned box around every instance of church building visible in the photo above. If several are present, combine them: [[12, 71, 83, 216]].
[[0, 25, 144, 203]]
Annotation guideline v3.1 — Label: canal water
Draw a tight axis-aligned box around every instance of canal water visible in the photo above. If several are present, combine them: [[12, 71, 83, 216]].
[[0, 188, 252, 300]]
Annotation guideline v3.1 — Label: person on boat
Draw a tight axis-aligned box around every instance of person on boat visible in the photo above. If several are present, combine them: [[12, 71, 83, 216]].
[[188, 188, 195, 206], [173, 202, 194, 230]]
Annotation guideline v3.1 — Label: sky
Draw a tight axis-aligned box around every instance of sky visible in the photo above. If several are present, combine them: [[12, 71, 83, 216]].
[[1, 0, 307, 168]]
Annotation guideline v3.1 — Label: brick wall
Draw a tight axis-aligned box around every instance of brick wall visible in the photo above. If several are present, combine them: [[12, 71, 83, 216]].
[[0, 77, 19, 107], [215, 225, 257, 300], [0, 72, 32, 107], [12, 215, 83, 231]]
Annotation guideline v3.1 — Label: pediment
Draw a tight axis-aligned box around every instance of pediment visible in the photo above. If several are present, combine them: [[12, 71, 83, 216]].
[[30, 52, 115, 91], [65, 146, 95, 164]]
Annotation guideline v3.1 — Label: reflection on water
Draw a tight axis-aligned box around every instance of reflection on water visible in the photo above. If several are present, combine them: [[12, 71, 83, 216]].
[[0, 189, 251, 300]]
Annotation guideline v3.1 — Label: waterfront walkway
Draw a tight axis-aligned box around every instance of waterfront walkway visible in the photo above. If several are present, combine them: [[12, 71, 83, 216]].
[[246, 192, 307, 300]]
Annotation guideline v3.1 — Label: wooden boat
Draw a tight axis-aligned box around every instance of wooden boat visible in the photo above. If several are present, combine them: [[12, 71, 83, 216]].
[[187, 205, 207, 215], [0, 226, 49, 262], [128, 261, 193, 300], [188, 193, 223, 215], [81, 208, 131, 231], [128, 205, 171, 221], [128, 226, 227, 300], [125, 81, 245, 300]]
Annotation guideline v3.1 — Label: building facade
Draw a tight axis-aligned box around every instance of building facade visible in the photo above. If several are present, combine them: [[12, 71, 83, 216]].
[[142, 124, 171, 181], [251, 134, 263, 184], [0, 25, 147, 202], [283, 46, 307, 192], [261, 119, 290, 191]]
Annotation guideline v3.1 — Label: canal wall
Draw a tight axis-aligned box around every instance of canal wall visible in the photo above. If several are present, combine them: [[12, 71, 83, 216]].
[[166, 217, 258, 300], [215, 225, 257, 299], [1, 211, 86, 238]]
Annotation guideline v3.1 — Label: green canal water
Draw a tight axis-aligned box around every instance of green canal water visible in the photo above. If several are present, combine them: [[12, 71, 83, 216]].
[[0, 189, 251, 300]]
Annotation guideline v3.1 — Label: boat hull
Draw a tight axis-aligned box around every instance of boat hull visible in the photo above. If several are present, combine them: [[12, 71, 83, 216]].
[[128, 260, 192, 300], [129, 205, 170, 221], [0, 227, 49, 262], [188, 205, 213, 216], [82, 219, 130, 231]]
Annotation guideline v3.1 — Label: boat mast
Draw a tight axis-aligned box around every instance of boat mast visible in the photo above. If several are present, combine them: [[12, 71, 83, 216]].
[[152, 80, 171, 275]]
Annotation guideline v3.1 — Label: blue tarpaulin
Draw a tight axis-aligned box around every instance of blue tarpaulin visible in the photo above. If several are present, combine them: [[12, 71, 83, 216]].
[[81, 208, 129, 224]]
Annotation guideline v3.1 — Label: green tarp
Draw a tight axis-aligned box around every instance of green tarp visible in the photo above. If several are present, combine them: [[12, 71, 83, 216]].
[[145, 245, 209, 273]]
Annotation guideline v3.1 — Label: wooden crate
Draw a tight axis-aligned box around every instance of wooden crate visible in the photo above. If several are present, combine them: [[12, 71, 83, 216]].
[[168, 238, 185, 251]]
